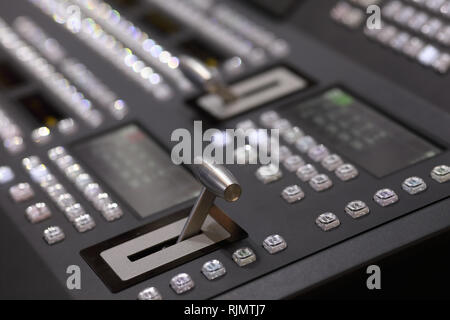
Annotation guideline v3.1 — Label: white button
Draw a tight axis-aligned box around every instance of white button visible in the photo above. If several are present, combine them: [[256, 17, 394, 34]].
[[43, 226, 65, 245], [101, 203, 123, 222], [316, 212, 340, 231], [374, 188, 399, 207], [201, 259, 227, 280], [137, 287, 162, 300], [232, 247, 256, 267], [256, 164, 282, 184], [345, 200, 370, 218], [73, 214, 96, 233], [335, 163, 359, 181], [309, 174, 333, 192], [263, 234, 287, 254], [283, 155, 305, 172], [417, 45, 440, 66], [430, 165, 450, 183], [48, 146, 67, 161], [321, 154, 344, 171], [402, 176, 427, 194], [296, 164, 318, 182], [281, 185, 305, 204], [170, 273, 195, 294], [0, 166, 14, 184], [308, 144, 330, 162], [26, 202, 51, 223], [9, 183, 34, 203], [64, 203, 85, 222], [295, 136, 317, 153], [56, 193, 76, 210], [31, 127, 51, 144], [57, 118, 78, 135]]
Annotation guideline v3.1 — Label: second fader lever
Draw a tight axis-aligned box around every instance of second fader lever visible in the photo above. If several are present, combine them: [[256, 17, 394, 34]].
[[177, 157, 242, 242]]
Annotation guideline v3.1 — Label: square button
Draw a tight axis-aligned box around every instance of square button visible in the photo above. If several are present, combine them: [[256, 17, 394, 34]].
[[64, 203, 85, 222], [101, 203, 124, 222], [256, 164, 282, 184], [281, 185, 305, 204], [282, 126, 304, 144], [0, 166, 14, 184], [26, 203, 51, 224], [43, 226, 65, 245], [137, 287, 162, 300], [308, 144, 329, 162], [309, 174, 333, 192], [402, 176, 427, 194], [296, 164, 318, 182], [295, 136, 317, 153], [321, 154, 343, 171], [374, 188, 399, 207], [335, 163, 359, 181], [9, 182, 34, 203], [345, 200, 370, 218], [263, 234, 287, 254], [170, 273, 195, 294], [233, 247, 256, 267], [316, 212, 340, 231], [73, 214, 96, 233], [430, 165, 449, 183], [201, 259, 227, 280], [283, 155, 305, 172]]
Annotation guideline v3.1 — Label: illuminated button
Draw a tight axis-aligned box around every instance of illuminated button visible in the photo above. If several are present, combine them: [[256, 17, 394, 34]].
[[236, 119, 256, 131], [4, 136, 25, 154], [277, 145, 292, 162], [31, 127, 51, 144], [281, 185, 305, 204], [29, 164, 50, 183], [0, 166, 14, 184], [201, 259, 227, 280], [84, 183, 103, 201], [43, 226, 65, 245], [256, 164, 282, 184], [295, 136, 317, 153], [283, 155, 305, 172], [309, 174, 333, 192], [93, 193, 112, 211], [55, 155, 75, 170], [374, 188, 399, 207], [9, 183, 34, 203], [316, 212, 340, 231], [46, 183, 66, 201], [64, 164, 84, 181], [48, 146, 67, 161], [345, 200, 370, 219], [57, 118, 77, 135], [417, 45, 440, 66], [282, 126, 304, 144], [389, 32, 411, 51], [137, 287, 162, 300], [64, 203, 85, 222], [321, 154, 344, 171], [101, 203, 123, 221], [39, 174, 57, 189], [232, 247, 256, 267], [56, 193, 76, 210], [73, 214, 96, 233], [263, 234, 287, 254], [296, 164, 318, 182], [170, 273, 195, 294], [430, 165, 450, 183], [335, 163, 359, 181], [26, 202, 51, 224], [22, 156, 41, 171], [402, 176, 427, 194], [308, 144, 330, 162], [259, 111, 279, 127], [272, 118, 292, 134], [74, 173, 94, 191]]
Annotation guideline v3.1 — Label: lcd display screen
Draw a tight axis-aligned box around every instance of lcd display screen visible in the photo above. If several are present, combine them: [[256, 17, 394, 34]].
[[281, 88, 441, 177], [73, 124, 201, 218]]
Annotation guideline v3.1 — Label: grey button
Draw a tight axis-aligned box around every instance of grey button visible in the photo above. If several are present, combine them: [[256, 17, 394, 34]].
[[321, 154, 344, 171], [170, 273, 195, 294], [374, 188, 399, 206], [402, 176, 427, 194], [316, 212, 340, 231], [283, 155, 305, 172], [43, 226, 65, 245], [101, 203, 124, 222], [137, 287, 162, 300], [73, 214, 96, 233], [202, 259, 227, 280], [335, 163, 359, 181], [263, 234, 287, 254], [308, 144, 330, 162], [281, 185, 305, 204], [26, 202, 52, 224], [9, 183, 35, 203], [309, 174, 333, 192], [233, 247, 257, 267], [430, 165, 450, 183], [345, 200, 370, 218], [296, 164, 318, 182]]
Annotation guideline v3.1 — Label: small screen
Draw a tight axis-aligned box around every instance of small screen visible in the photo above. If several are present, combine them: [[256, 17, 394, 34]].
[[73, 125, 201, 218], [281, 88, 441, 177]]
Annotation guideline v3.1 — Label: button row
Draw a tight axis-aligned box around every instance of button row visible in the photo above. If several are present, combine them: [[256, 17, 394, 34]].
[[0, 19, 103, 128], [21, 155, 96, 235], [48, 146, 124, 222], [138, 235, 287, 299], [30, 0, 173, 100], [0, 107, 25, 154], [13, 16, 129, 121]]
